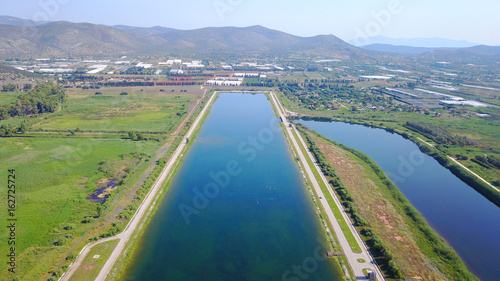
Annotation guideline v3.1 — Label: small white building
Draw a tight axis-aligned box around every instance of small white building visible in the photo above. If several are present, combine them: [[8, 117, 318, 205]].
[[182, 61, 205, 68], [136, 62, 153, 69], [366, 270, 376, 280]]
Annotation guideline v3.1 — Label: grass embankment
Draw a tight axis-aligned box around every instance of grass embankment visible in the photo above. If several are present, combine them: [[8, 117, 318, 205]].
[[299, 125, 478, 280], [70, 240, 119, 281], [289, 127, 362, 254]]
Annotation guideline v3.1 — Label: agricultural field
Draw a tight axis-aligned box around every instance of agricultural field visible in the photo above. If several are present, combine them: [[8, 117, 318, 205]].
[[0, 136, 159, 280], [0, 84, 205, 280], [455, 86, 500, 106], [279, 72, 311, 83], [0, 91, 21, 105], [33, 86, 204, 133]]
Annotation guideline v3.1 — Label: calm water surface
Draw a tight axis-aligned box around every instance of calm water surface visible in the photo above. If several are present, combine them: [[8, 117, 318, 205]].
[[298, 120, 500, 281], [122, 94, 342, 281]]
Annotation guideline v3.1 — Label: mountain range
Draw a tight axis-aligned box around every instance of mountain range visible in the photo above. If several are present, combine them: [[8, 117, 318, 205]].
[[348, 35, 478, 48], [0, 16, 368, 60], [359, 44, 453, 55], [0, 15, 498, 62], [360, 43, 500, 57]]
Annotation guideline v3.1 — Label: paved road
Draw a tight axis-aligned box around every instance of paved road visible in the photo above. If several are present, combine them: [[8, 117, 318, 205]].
[[269, 92, 385, 281], [61, 91, 217, 281]]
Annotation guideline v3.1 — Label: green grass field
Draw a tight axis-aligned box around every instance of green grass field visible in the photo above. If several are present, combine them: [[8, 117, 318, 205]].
[[0, 91, 21, 105], [0, 136, 158, 280], [34, 91, 193, 133], [70, 240, 119, 281]]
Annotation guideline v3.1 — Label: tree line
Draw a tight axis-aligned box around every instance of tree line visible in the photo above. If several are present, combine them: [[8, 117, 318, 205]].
[[405, 121, 476, 147], [2, 83, 33, 92], [0, 83, 66, 120]]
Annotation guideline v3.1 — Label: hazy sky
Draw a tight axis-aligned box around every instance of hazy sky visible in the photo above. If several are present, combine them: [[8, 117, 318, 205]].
[[3, 0, 500, 45]]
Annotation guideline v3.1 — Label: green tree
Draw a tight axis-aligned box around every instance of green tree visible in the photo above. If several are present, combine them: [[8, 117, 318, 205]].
[[128, 131, 137, 140], [18, 123, 27, 134], [96, 205, 103, 217], [2, 84, 16, 92], [0, 125, 14, 137]]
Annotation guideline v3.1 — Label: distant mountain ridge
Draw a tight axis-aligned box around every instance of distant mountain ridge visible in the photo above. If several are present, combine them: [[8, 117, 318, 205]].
[[349, 35, 478, 48], [360, 44, 456, 55], [0, 16, 367, 60], [0, 21, 149, 58], [0, 15, 48, 26], [0, 15, 497, 64], [360, 43, 500, 57], [111, 25, 178, 36]]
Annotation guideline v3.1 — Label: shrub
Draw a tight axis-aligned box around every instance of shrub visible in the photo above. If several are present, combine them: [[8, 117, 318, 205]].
[[361, 228, 374, 237], [66, 253, 77, 261]]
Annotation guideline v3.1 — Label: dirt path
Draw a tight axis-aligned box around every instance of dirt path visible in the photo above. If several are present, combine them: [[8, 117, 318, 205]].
[[172, 87, 207, 136], [417, 137, 434, 147], [447, 156, 499, 192], [415, 135, 498, 192]]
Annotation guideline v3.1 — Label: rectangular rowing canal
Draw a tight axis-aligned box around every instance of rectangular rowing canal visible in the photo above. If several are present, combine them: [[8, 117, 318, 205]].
[[121, 93, 343, 280]]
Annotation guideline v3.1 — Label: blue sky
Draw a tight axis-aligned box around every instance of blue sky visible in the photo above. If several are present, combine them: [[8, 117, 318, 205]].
[[3, 0, 500, 45]]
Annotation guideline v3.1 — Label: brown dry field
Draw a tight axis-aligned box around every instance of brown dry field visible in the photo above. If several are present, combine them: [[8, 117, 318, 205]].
[[310, 134, 446, 280]]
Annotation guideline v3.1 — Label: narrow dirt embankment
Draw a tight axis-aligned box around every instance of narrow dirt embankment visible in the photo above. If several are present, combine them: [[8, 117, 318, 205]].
[[311, 134, 446, 280]]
